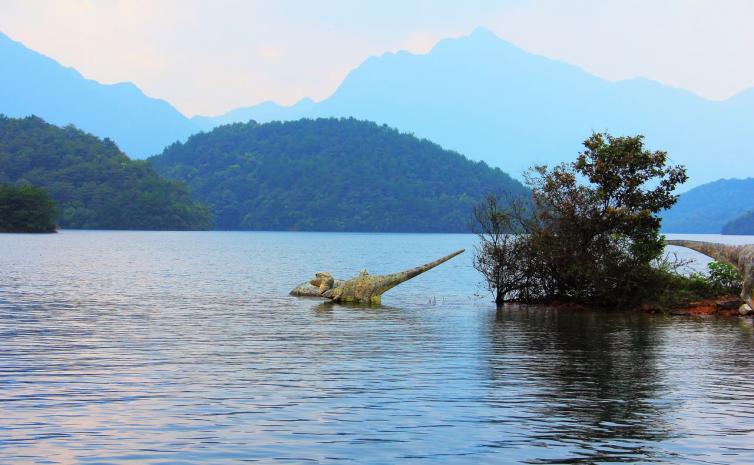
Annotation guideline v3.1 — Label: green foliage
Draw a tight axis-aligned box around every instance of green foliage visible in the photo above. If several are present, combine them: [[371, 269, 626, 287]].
[[0, 183, 57, 233], [650, 270, 711, 309], [706, 261, 742, 295], [475, 132, 688, 308], [0, 115, 211, 230], [150, 118, 529, 232], [650, 261, 741, 309], [722, 209, 754, 235], [637, 249, 746, 308]]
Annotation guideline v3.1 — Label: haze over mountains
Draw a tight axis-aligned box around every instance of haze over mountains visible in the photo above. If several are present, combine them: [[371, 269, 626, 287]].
[[2, 28, 753, 189], [0, 31, 196, 158], [661, 178, 754, 233], [197, 28, 753, 190]]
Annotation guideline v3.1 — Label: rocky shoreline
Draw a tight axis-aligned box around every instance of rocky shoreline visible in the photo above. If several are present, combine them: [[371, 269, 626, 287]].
[[643, 297, 754, 317]]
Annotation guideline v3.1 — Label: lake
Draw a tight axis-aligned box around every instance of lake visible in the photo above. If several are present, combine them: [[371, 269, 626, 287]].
[[1, 231, 753, 464]]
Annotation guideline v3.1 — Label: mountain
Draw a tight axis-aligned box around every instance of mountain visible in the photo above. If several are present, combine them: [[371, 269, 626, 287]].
[[661, 178, 754, 233], [0, 31, 198, 158], [197, 27, 754, 190], [0, 115, 211, 230], [722, 210, 754, 235], [150, 118, 528, 232], [192, 98, 316, 131]]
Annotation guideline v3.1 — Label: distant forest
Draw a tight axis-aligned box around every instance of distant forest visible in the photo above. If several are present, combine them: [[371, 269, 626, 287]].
[[0, 115, 211, 230], [722, 211, 754, 235], [150, 118, 529, 232], [661, 178, 754, 233]]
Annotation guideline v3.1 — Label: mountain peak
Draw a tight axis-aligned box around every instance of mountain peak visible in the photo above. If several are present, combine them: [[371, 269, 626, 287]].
[[0, 30, 197, 158], [469, 26, 499, 40], [428, 25, 525, 58]]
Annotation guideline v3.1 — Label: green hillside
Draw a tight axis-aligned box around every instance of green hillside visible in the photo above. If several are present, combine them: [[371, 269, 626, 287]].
[[0, 184, 57, 233], [661, 178, 754, 233], [722, 211, 754, 235], [150, 118, 528, 232], [0, 115, 211, 230]]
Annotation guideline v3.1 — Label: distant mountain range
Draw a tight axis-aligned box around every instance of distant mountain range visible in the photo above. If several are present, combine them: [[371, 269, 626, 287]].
[[195, 28, 753, 190], [661, 178, 754, 233], [2, 27, 753, 190], [0, 31, 197, 158], [150, 118, 528, 232]]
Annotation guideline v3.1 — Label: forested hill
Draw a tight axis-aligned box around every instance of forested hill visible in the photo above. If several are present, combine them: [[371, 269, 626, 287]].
[[722, 211, 754, 235], [661, 178, 754, 233], [150, 118, 528, 232], [0, 115, 211, 230]]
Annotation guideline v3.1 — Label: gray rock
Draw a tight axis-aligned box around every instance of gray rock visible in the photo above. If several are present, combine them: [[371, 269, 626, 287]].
[[739, 303, 753, 316]]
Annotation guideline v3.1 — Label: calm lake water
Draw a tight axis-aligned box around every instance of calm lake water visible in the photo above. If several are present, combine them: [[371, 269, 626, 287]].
[[1, 231, 753, 464]]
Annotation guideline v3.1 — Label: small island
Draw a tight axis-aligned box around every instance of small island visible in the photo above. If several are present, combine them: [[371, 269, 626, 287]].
[[472, 132, 747, 314], [0, 184, 57, 233]]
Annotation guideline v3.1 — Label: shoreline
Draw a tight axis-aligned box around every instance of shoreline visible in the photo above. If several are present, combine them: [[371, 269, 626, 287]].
[[658, 297, 750, 317], [512, 296, 752, 317]]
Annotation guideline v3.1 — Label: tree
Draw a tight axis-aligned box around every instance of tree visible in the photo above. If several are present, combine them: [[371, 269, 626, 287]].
[[472, 194, 532, 305], [0, 184, 58, 233], [474, 132, 688, 308]]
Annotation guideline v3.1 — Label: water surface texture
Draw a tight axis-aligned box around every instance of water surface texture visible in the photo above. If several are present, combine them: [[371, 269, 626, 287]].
[[1, 231, 753, 464]]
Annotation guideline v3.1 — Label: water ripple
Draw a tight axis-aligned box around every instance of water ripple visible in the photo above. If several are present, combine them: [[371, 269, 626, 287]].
[[1, 231, 753, 464]]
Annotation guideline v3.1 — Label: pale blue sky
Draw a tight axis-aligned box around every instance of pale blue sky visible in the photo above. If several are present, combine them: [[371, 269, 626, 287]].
[[2, 0, 753, 116]]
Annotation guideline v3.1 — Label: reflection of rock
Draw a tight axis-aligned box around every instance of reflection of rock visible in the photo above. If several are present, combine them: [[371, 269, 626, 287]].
[[312, 302, 335, 315], [666, 240, 754, 310], [739, 304, 753, 316], [290, 249, 465, 305]]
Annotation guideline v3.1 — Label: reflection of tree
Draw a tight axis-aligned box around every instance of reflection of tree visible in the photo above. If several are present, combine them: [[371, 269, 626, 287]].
[[483, 306, 673, 463]]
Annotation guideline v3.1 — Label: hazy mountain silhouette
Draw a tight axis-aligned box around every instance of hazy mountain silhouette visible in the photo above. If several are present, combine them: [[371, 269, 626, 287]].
[[661, 178, 754, 233], [199, 27, 754, 189], [0, 31, 198, 158], [722, 209, 754, 235], [192, 98, 316, 131], [4, 27, 753, 189]]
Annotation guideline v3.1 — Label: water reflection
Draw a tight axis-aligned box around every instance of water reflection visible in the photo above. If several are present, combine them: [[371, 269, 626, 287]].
[[485, 308, 674, 462], [1, 231, 753, 464]]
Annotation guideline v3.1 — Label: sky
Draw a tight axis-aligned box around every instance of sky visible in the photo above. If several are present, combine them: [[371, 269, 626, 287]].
[[2, 0, 753, 116]]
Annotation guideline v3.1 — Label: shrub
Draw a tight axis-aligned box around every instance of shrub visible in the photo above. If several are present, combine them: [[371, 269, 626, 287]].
[[706, 261, 741, 296]]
